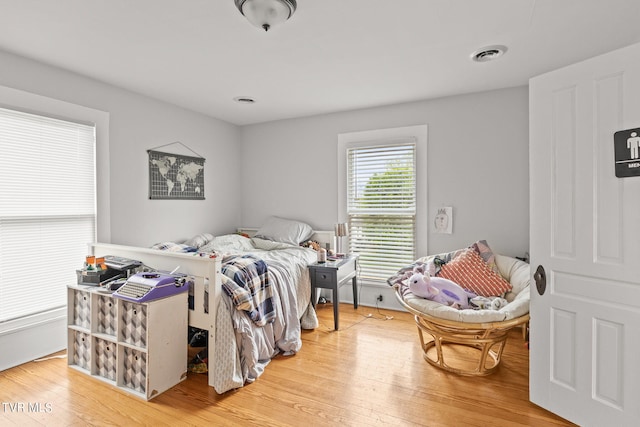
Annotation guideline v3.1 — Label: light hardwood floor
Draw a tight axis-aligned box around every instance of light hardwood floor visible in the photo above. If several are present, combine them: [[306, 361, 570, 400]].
[[1, 303, 573, 426]]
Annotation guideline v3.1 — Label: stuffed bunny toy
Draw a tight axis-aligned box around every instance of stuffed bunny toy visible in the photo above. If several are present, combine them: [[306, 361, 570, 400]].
[[408, 271, 475, 309]]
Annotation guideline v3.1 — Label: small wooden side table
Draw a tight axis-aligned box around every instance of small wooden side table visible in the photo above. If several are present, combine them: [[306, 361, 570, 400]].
[[308, 254, 359, 330]]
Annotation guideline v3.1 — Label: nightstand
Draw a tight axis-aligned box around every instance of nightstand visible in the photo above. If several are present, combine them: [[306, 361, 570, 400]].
[[309, 254, 359, 330]]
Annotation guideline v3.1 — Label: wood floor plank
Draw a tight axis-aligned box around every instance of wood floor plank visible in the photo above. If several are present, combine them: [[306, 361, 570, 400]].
[[0, 303, 573, 426]]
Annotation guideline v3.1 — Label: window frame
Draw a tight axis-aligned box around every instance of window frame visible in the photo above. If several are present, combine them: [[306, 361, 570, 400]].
[[0, 85, 110, 370], [337, 125, 428, 286], [0, 107, 97, 323]]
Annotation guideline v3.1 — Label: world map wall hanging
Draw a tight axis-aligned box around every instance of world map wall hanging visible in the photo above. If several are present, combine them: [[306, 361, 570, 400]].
[[148, 147, 205, 200]]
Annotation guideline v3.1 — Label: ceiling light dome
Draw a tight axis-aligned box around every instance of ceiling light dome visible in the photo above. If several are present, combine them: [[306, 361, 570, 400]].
[[235, 0, 297, 32]]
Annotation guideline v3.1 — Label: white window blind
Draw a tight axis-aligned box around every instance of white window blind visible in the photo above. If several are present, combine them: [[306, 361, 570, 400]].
[[347, 141, 416, 281], [0, 107, 96, 323]]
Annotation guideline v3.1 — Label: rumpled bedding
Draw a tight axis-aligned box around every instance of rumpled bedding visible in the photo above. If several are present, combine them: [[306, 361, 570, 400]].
[[180, 233, 318, 394], [221, 255, 274, 327], [150, 241, 198, 252]]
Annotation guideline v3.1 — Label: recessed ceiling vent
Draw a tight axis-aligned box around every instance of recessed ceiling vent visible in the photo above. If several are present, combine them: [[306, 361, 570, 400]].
[[471, 45, 507, 62], [234, 96, 256, 104]]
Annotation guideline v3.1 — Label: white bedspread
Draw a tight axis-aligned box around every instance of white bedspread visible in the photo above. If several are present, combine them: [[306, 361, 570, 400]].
[[199, 234, 317, 393]]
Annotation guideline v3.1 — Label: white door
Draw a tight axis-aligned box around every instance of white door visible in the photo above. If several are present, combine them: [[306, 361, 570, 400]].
[[529, 42, 640, 426]]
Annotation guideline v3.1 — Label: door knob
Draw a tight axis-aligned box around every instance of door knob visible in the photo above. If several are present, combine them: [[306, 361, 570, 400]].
[[534, 265, 546, 296]]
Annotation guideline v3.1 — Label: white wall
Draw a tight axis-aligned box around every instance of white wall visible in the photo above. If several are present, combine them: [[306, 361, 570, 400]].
[[0, 49, 529, 309], [0, 50, 242, 247], [240, 86, 530, 259], [0, 48, 528, 256]]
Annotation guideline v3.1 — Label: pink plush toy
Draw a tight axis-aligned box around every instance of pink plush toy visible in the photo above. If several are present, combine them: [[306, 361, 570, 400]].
[[408, 271, 475, 309]]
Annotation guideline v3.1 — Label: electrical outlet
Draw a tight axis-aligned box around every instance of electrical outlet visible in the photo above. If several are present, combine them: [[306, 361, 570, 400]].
[[377, 294, 383, 302]]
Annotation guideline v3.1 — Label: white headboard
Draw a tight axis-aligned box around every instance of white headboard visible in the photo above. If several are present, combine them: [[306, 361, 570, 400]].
[[237, 228, 334, 251]]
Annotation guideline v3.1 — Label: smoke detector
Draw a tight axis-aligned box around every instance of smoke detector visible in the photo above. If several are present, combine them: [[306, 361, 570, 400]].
[[471, 45, 508, 63]]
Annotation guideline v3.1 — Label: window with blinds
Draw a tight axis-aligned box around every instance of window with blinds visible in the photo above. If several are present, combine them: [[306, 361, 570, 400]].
[[347, 141, 416, 282], [0, 107, 96, 323]]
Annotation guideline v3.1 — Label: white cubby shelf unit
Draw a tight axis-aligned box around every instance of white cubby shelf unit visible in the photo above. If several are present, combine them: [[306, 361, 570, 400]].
[[67, 284, 188, 400]]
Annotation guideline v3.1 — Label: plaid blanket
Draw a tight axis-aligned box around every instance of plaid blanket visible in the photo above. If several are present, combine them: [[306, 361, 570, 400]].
[[221, 255, 275, 327]]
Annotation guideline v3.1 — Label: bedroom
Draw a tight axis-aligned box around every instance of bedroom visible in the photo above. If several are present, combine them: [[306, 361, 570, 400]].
[[1, 1, 639, 425]]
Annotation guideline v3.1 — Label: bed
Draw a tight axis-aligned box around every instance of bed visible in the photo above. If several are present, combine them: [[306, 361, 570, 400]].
[[90, 217, 332, 394]]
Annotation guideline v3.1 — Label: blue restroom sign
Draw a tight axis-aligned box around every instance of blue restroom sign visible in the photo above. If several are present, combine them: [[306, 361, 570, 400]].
[[614, 127, 640, 178]]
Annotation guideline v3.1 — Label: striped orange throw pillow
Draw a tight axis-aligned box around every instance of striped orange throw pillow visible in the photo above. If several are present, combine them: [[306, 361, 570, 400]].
[[437, 248, 512, 297]]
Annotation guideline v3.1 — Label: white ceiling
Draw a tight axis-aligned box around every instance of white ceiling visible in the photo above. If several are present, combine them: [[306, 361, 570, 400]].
[[1, 0, 639, 126]]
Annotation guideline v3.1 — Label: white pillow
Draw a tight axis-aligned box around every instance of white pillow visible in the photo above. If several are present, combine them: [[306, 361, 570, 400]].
[[209, 234, 255, 252], [183, 233, 214, 248], [254, 216, 313, 246], [251, 237, 295, 250]]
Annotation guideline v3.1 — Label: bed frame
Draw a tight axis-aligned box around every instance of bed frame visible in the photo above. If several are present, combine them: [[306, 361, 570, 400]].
[[89, 229, 332, 389], [90, 242, 222, 387]]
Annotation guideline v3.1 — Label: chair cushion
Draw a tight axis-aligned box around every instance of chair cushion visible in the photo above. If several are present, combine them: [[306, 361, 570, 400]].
[[403, 254, 530, 323], [495, 254, 530, 298]]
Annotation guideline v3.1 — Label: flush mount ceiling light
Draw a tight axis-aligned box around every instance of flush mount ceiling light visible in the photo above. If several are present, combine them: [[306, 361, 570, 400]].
[[234, 0, 297, 32], [471, 45, 508, 63]]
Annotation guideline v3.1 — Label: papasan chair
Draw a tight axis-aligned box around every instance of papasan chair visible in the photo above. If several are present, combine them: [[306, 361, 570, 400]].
[[390, 245, 530, 376]]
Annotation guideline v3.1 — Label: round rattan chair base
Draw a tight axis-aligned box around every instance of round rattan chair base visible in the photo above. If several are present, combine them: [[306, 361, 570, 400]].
[[416, 318, 509, 376], [397, 287, 529, 376]]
